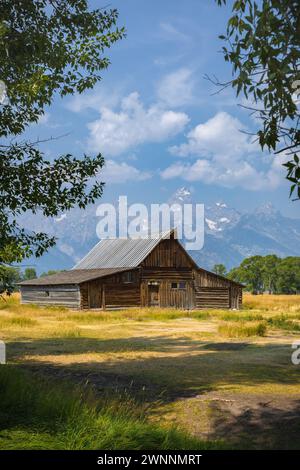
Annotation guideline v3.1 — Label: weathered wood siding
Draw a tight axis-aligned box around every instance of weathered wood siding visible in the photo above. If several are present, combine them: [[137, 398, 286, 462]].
[[20, 285, 80, 308], [194, 270, 242, 309], [142, 238, 195, 268], [105, 284, 140, 307], [195, 287, 230, 309], [141, 280, 194, 309], [195, 269, 231, 287], [80, 283, 89, 309], [140, 266, 194, 308], [80, 270, 140, 309]]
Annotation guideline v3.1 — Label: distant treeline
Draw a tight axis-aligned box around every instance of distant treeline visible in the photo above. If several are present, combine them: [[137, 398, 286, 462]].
[[213, 255, 300, 294]]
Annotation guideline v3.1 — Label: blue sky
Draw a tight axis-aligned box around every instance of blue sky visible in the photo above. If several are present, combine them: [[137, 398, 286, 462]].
[[26, 0, 299, 218]]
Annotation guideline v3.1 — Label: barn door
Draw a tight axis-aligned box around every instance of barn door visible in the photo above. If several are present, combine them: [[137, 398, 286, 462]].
[[89, 282, 102, 308], [148, 285, 160, 307]]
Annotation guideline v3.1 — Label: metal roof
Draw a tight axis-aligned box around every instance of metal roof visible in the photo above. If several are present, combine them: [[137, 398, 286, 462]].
[[73, 230, 174, 270], [19, 268, 132, 286]]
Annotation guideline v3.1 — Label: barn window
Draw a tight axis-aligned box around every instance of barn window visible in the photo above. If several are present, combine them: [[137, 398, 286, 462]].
[[171, 282, 186, 289], [122, 271, 134, 283]]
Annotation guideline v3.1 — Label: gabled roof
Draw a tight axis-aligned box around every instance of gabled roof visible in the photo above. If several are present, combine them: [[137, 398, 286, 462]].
[[73, 229, 175, 270], [19, 268, 133, 286]]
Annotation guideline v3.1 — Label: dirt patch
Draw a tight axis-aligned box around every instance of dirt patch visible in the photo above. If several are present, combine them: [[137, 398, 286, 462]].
[[177, 391, 300, 449]]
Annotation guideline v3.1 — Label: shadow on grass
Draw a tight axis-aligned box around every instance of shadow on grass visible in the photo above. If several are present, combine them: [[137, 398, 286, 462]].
[[6, 335, 300, 401]]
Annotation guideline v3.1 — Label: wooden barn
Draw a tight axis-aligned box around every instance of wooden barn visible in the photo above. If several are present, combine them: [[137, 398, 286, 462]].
[[19, 230, 243, 310]]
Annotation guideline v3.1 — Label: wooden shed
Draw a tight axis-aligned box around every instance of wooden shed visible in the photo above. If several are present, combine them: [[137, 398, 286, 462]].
[[19, 230, 243, 310]]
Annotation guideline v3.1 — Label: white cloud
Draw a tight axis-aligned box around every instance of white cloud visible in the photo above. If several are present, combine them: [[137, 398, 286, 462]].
[[157, 68, 195, 107], [66, 86, 121, 113], [159, 22, 191, 43], [169, 112, 257, 161], [161, 160, 271, 190], [87, 92, 189, 156], [162, 112, 285, 190], [101, 159, 151, 184]]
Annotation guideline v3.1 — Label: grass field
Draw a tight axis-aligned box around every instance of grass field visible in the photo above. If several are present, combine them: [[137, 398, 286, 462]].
[[0, 293, 300, 449]]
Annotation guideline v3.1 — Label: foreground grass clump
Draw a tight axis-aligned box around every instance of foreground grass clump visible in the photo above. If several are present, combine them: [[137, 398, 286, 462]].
[[0, 366, 221, 450], [267, 315, 300, 332], [218, 321, 267, 338]]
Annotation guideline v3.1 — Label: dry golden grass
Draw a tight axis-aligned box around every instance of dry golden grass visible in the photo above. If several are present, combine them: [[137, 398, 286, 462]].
[[218, 321, 267, 338], [244, 293, 300, 312]]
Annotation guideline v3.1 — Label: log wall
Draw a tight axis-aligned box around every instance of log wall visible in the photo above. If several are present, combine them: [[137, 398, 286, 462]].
[[194, 270, 242, 309], [80, 270, 140, 309], [20, 285, 80, 308], [194, 286, 230, 309]]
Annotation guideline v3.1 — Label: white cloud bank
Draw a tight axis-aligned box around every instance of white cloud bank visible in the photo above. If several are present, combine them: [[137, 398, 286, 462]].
[[162, 112, 285, 190], [157, 68, 195, 107], [87, 91, 189, 156], [101, 160, 151, 184]]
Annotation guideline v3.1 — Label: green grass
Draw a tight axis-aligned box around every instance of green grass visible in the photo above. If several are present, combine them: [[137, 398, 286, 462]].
[[0, 366, 222, 450], [217, 312, 264, 322], [267, 315, 300, 332], [218, 321, 267, 338]]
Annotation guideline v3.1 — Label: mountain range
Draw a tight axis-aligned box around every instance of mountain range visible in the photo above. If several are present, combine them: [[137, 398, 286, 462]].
[[18, 188, 300, 274]]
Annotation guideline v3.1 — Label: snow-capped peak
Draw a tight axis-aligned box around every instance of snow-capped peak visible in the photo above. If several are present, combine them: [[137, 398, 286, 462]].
[[205, 218, 222, 231], [169, 187, 192, 204]]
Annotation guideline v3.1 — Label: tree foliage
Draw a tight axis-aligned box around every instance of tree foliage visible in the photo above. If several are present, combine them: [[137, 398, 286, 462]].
[[212, 263, 227, 276], [0, 1, 125, 273], [0, 0, 125, 136], [40, 269, 62, 277], [228, 254, 300, 293], [23, 268, 37, 281], [0, 265, 21, 297], [216, 0, 300, 198]]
